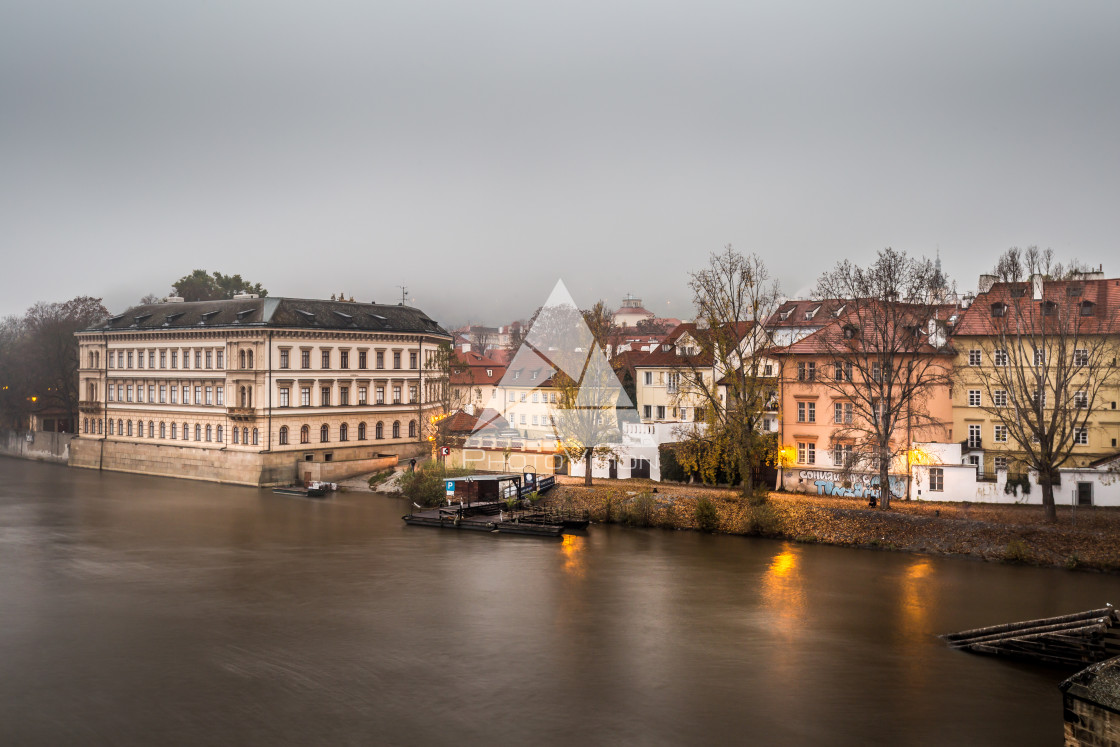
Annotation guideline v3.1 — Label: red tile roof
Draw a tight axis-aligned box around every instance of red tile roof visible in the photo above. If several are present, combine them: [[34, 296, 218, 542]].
[[953, 277, 1120, 336]]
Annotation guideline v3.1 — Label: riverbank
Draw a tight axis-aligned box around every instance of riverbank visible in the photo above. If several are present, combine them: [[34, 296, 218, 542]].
[[543, 476, 1120, 573]]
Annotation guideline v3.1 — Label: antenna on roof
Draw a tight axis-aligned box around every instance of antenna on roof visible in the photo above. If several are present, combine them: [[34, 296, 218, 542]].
[[398, 285, 408, 305]]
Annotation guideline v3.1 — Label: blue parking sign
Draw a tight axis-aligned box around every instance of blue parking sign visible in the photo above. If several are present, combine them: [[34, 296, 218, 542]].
[[445, 481, 455, 492]]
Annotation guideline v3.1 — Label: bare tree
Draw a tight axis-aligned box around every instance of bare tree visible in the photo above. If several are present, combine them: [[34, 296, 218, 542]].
[[962, 247, 1119, 522], [674, 247, 782, 500], [813, 248, 953, 510], [423, 341, 456, 461]]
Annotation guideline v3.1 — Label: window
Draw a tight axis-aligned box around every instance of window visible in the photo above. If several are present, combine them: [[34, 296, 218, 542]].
[[520, 415, 527, 425], [252, 428, 259, 446], [170, 386, 178, 404], [160, 351, 166, 368], [644, 371, 653, 386], [171, 351, 177, 369], [279, 387, 290, 407], [409, 352, 417, 369], [1041, 301, 1056, 317], [195, 351, 202, 369], [1033, 389, 1046, 409], [108, 386, 115, 402], [409, 420, 417, 438], [137, 385, 144, 403], [834, 403, 843, 424], [216, 350, 223, 368], [299, 425, 310, 444], [205, 425, 212, 442], [1081, 301, 1096, 316], [375, 421, 384, 439], [1074, 349, 1089, 367], [393, 386, 401, 404], [127, 351, 134, 368], [280, 350, 290, 369], [340, 387, 349, 406], [797, 442, 816, 465], [797, 362, 815, 381], [807, 402, 815, 422], [205, 386, 213, 406], [968, 349, 981, 366], [1075, 428, 1088, 445], [358, 422, 367, 440], [393, 352, 401, 369], [301, 350, 311, 369], [1074, 391, 1088, 409], [993, 389, 1008, 407], [195, 386, 202, 405], [216, 386, 223, 406], [929, 468, 944, 492], [968, 390, 981, 407], [320, 424, 329, 442], [376, 351, 385, 369], [376, 386, 385, 404], [409, 385, 418, 403], [872, 362, 881, 382], [358, 386, 367, 405], [358, 351, 368, 369], [195, 424, 202, 441], [137, 352, 144, 369], [340, 351, 349, 369], [993, 349, 1008, 367], [994, 424, 1008, 443], [339, 423, 348, 441], [994, 456, 1008, 471], [832, 444, 852, 467], [834, 362, 852, 381], [968, 424, 981, 448], [321, 387, 331, 406], [656, 406, 666, 419], [798, 402, 806, 423], [159, 422, 166, 439], [206, 351, 213, 369], [1034, 348, 1045, 366], [644, 405, 652, 419], [300, 387, 311, 407], [148, 421, 154, 438], [392, 421, 400, 438], [279, 426, 289, 445], [170, 422, 177, 439], [991, 302, 1006, 318], [127, 420, 134, 436]]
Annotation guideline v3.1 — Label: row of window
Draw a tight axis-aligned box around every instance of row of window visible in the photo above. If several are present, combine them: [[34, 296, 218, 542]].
[[966, 388, 1095, 409], [278, 384, 417, 407], [277, 421, 416, 444], [278, 348, 422, 371], [966, 347, 1089, 367], [964, 423, 1090, 447], [97, 348, 225, 371], [104, 382, 226, 406], [641, 405, 706, 421], [80, 417, 419, 444]]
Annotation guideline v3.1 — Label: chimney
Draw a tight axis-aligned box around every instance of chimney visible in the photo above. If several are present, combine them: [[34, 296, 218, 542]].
[[1031, 273, 1044, 301], [977, 274, 996, 294]]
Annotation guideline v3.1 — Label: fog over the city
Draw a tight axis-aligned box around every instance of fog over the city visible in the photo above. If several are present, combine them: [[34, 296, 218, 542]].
[[3, 0, 1119, 325]]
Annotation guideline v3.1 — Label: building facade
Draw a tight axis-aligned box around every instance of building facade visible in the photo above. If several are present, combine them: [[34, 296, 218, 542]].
[[72, 296, 450, 486]]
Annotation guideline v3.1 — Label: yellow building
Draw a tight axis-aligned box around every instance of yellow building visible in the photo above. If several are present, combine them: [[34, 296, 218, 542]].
[[73, 295, 450, 485]]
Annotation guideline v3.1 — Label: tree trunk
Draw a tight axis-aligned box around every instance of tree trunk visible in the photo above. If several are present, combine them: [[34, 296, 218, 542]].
[[583, 448, 593, 487], [739, 450, 755, 501], [879, 441, 891, 510], [1041, 470, 1057, 523]]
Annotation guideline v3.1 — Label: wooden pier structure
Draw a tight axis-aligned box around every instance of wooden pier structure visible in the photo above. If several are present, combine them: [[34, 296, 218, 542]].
[[943, 605, 1120, 668], [403, 472, 586, 538]]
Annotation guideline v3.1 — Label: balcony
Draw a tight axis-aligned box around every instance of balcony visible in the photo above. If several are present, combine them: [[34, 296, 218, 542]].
[[961, 437, 982, 451], [227, 407, 257, 421]]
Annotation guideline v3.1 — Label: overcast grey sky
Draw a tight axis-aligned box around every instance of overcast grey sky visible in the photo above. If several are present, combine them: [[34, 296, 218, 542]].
[[3, 0, 1119, 326]]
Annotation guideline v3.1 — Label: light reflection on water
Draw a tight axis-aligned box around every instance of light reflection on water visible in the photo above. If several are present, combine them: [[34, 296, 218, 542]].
[[0, 457, 1111, 746]]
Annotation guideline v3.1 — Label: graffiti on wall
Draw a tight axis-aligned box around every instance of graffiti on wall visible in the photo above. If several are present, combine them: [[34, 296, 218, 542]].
[[797, 469, 907, 500]]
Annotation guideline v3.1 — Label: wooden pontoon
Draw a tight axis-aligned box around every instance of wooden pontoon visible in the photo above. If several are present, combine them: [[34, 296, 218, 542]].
[[943, 605, 1120, 668], [403, 472, 576, 537]]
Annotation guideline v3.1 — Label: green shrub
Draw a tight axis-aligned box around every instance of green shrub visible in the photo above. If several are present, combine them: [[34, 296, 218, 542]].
[[657, 501, 679, 529], [1003, 538, 1033, 564], [739, 503, 783, 536], [367, 470, 393, 489], [398, 463, 473, 508], [624, 492, 656, 527], [659, 445, 687, 483], [694, 496, 719, 532]]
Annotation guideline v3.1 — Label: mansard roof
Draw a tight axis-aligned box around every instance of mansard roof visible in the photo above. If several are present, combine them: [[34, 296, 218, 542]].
[[86, 297, 450, 337]]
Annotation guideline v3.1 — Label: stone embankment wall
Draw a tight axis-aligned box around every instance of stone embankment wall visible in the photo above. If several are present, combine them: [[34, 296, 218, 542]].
[[1062, 657, 1120, 747], [0, 429, 74, 464], [69, 437, 424, 487]]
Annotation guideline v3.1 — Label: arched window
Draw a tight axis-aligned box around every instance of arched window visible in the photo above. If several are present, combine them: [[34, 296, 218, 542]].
[[195, 424, 202, 441], [205, 425, 212, 442], [279, 426, 289, 445], [300, 425, 310, 444], [242, 427, 249, 444], [83, 417, 89, 434], [240, 386, 247, 407], [320, 424, 329, 442], [252, 428, 259, 445], [97, 418, 103, 434], [358, 422, 367, 440], [127, 420, 133, 436], [216, 425, 223, 442], [160, 422, 166, 439], [375, 421, 383, 439], [148, 421, 154, 438], [233, 427, 240, 444], [170, 422, 177, 439], [182, 423, 188, 440], [408, 420, 417, 438], [108, 419, 115, 435], [392, 421, 400, 439], [247, 349, 254, 368], [239, 350, 246, 369], [339, 423, 349, 441]]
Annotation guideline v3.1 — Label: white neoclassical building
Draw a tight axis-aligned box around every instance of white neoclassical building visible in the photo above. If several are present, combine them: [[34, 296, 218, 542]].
[[72, 295, 450, 486]]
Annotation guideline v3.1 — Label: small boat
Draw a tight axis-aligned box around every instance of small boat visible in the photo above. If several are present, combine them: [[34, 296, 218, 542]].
[[273, 486, 327, 498]]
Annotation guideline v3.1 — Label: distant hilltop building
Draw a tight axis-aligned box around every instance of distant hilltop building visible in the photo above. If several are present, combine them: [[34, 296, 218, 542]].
[[613, 294, 655, 327], [71, 295, 451, 486]]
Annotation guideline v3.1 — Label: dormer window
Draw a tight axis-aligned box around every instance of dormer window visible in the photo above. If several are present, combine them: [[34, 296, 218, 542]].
[[296, 309, 316, 321], [1081, 300, 1096, 317], [486, 369, 493, 377], [779, 308, 794, 321], [1040, 301, 1057, 317], [1010, 287, 1026, 298], [1067, 286, 1083, 297], [513, 370, 521, 379], [991, 302, 1007, 318], [804, 305, 820, 321], [832, 305, 846, 318], [842, 324, 857, 339], [531, 371, 539, 380]]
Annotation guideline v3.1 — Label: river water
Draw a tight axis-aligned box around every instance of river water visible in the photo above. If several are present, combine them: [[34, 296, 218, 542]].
[[0, 458, 1114, 745]]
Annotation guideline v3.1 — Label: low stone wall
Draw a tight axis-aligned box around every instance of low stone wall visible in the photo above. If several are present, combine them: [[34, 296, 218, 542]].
[[299, 455, 398, 484], [1061, 656, 1120, 746], [0, 429, 74, 464]]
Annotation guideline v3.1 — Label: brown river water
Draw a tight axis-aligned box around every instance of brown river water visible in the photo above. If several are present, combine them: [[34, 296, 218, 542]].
[[0, 457, 1115, 745]]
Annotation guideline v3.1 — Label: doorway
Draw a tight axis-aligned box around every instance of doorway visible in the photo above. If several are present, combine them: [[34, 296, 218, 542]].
[[1077, 482, 1093, 506]]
